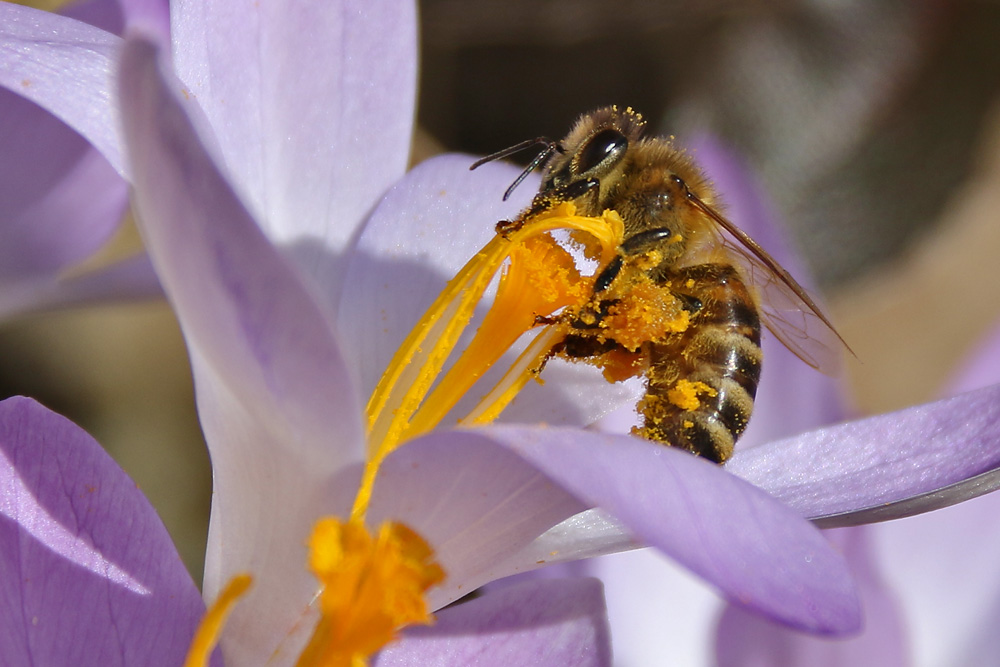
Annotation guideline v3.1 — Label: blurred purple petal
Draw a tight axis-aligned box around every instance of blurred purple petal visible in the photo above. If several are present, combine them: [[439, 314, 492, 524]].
[[428, 425, 860, 633], [375, 578, 612, 667], [0, 87, 126, 279], [728, 383, 1000, 523], [581, 549, 722, 666], [172, 0, 417, 301], [61, 0, 124, 34], [0, 397, 206, 666], [0, 3, 129, 289], [119, 36, 366, 660], [114, 0, 169, 43], [367, 429, 588, 609], [0, 253, 162, 319], [716, 527, 908, 667], [873, 490, 1000, 665], [0, 3, 124, 175]]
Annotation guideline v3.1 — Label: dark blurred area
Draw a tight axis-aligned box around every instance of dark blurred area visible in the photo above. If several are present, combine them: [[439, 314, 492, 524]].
[[419, 0, 997, 289], [2, 0, 999, 584]]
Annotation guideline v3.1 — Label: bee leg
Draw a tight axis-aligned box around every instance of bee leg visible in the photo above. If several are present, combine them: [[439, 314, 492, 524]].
[[619, 227, 674, 255], [593, 256, 623, 293], [593, 227, 674, 293]]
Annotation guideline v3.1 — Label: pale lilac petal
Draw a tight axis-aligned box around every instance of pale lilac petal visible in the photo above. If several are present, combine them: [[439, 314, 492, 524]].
[[339, 154, 531, 396], [0, 86, 126, 279], [0, 3, 124, 175], [116, 0, 169, 43], [728, 383, 1000, 524], [366, 429, 588, 609], [873, 490, 1000, 666], [374, 578, 612, 667], [61, 0, 124, 34], [715, 527, 908, 667], [340, 154, 641, 429], [579, 549, 723, 666], [500, 426, 858, 633], [0, 253, 162, 319], [0, 397, 207, 666], [172, 0, 417, 301], [119, 36, 365, 661], [381, 426, 859, 633]]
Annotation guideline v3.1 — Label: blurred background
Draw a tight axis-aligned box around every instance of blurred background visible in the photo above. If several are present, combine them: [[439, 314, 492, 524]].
[[2, 0, 999, 594]]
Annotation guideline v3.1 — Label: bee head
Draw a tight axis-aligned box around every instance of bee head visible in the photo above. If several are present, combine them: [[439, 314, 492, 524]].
[[542, 106, 646, 194]]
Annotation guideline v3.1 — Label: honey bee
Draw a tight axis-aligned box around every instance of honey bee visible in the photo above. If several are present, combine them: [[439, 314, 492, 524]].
[[471, 106, 846, 463]]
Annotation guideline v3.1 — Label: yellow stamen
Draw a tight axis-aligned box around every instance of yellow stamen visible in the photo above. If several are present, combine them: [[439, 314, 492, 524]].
[[295, 519, 445, 667], [353, 203, 623, 519], [183, 574, 253, 667]]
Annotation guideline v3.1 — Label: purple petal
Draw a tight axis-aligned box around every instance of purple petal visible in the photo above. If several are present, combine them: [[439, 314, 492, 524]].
[[0, 86, 126, 279], [0, 253, 162, 319], [576, 549, 723, 666], [366, 429, 588, 609], [114, 0, 169, 44], [383, 425, 860, 633], [0, 3, 124, 175], [728, 383, 1000, 524], [500, 426, 859, 633], [61, 0, 124, 34], [375, 578, 612, 667], [172, 0, 417, 301], [119, 36, 365, 660], [340, 154, 642, 429], [715, 527, 908, 667], [0, 397, 207, 666]]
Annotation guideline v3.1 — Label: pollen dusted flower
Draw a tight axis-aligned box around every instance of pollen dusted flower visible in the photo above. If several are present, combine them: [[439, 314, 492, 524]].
[[4, 1, 1000, 666]]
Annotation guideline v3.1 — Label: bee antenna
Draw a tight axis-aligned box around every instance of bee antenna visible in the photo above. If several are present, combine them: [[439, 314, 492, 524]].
[[469, 138, 562, 201]]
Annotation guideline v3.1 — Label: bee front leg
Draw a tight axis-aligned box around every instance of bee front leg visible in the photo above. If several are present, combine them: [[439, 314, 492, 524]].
[[593, 227, 675, 293]]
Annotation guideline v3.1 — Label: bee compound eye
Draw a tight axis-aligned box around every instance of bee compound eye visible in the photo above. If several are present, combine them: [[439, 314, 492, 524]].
[[576, 128, 628, 175]]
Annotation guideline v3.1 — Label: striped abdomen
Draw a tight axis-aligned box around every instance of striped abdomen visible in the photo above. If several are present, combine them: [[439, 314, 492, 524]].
[[636, 263, 762, 463]]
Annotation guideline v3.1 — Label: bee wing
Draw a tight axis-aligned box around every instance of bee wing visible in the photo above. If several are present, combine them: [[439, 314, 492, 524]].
[[689, 196, 851, 373]]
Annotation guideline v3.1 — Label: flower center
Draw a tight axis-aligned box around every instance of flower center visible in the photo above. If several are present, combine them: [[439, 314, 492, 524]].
[[294, 519, 445, 667]]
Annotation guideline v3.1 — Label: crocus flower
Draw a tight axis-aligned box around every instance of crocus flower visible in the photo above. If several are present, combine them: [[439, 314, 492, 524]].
[[5, 2, 1000, 665], [0, 395, 613, 665]]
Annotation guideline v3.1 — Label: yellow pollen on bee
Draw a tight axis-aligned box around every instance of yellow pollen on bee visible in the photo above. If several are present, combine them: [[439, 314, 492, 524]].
[[682, 420, 694, 429], [666, 379, 717, 412], [598, 279, 690, 352]]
